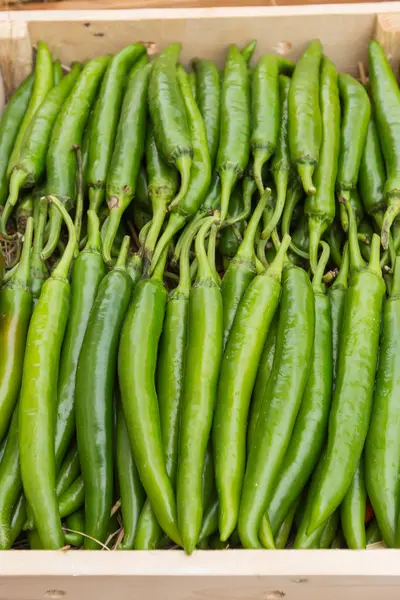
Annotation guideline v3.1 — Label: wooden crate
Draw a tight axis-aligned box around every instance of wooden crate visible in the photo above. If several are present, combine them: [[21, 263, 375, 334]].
[[1, 4, 400, 599]]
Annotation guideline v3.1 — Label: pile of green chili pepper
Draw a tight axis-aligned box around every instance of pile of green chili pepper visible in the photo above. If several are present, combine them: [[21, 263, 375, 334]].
[[1, 36, 400, 552]]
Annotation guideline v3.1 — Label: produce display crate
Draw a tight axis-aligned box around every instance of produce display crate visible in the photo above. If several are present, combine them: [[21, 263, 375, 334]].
[[1, 3, 400, 599]]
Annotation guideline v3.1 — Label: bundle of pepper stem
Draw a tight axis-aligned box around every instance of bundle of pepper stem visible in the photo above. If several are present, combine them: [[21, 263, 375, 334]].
[[0, 36, 399, 552]]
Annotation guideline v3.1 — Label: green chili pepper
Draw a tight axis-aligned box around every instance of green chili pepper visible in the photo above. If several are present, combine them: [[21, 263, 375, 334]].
[[247, 315, 278, 454], [102, 57, 150, 264], [87, 43, 146, 213], [76, 236, 132, 549], [324, 219, 344, 267], [193, 59, 220, 168], [214, 233, 291, 542], [142, 123, 178, 266], [294, 454, 328, 548], [119, 247, 181, 548], [0, 217, 33, 443], [116, 402, 145, 550], [358, 218, 373, 263], [368, 41, 400, 248], [217, 45, 251, 222], [341, 460, 367, 549], [264, 241, 332, 538], [2, 63, 82, 232], [218, 185, 245, 261], [149, 44, 193, 211], [251, 55, 280, 195], [19, 196, 76, 550], [281, 177, 304, 238], [328, 243, 349, 384], [241, 40, 257, 65], [288, 40, 322, 195], [305, 57, 340, 273], [58, 475, 85, 519], [261, 75, 290, 242], [56, 442, 80, 499], [307, 201, 385, 536], [42, 55, 110, 260], [30, 197, 49, 302], [0, 406, 21, 549], [238, 259, 315, 549], [135, 221, 202, 549], [177, 216, 223, 554], [220, 190, 270, 350], [9, 495, 26, 544], [319, 509, 340, 548], [0, 73, 34, 206], [81, 107, 94, 199], [53, 60, 63, 85], [6, 42, 53, 183], [15, 194, 33, 233], [65, 508, 85, 547], [55, 211, 106, 470], [358, 112, 386, 229], [198, 497, 218, 545], [365, 255, 400, 548], [336, 73, 370, 231], [149, 64, 211, 275], [331, 528, 347, 549], [366, 518, 382, 545], [275, 496, 300, 549]]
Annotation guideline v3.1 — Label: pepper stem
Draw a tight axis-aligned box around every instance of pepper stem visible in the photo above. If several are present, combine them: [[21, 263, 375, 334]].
[[312, 240, 330, 294], [151, 242, 169, 282], [281, 182, 303, 236], [207, 223, 220, 285], [1, 169, 27, 239], [368, 233, 382, 277], [237, 188, 270, 262], [339, 190, 350, 232], [308, 216, 329, 275], [195, 215, 218, 281], [41, 206, 63, 261], [102, 206, 124, 266], [85, 210, 102, 251], [114, 235, 130, 270], [343, 196, 365, 273], [143, 200, 167, 263], [391, 255, 400, 296], [168, 153, 192, 212], [252, 151, 267, 198], [297, 163, 316, 195], [149, 212, 186, 276], [220, 168, 238, 223], [224, 177, 254, 227], [332, 242, 349, 290], [173, 213, 203, 265], [88, 186, 104, 214], [381, 203, 400, 250], [262, 170, 289, 242], [177, 217, 208, 295], [46, 196, 77, 280], [11, 216, 34, 286], [266, 233, 291, 280]]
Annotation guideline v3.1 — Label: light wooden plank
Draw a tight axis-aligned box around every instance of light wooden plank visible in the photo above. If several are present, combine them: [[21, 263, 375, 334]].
[[0, 17, 31, 96]]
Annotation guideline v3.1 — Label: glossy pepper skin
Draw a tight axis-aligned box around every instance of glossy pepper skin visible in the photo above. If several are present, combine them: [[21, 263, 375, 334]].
[[149, 64, 211, 275], [42, 55, 110, 260], [76, 237, 132, 549], [238, 261, 315, 549], [328, 244, 349, 384], [55, 211, 106, 470], [135, 220, 201, 549], [214, 234, 291, 542], [247, 316, 278, 454], [116, 402, 145, 550], [341, 460, 367, 549], [103, 58, 151, 265], [336, 73, 370, 232], [261, 76, 291, 244], [217, 44, 251, 222], [288, 40, 322, 195], [2, 63, 82, 229], [365, 255, 400, 548], [265, 242, 332, 538], [305, 57, 340, 273], [30, 196, 49, 302], [0, 73, 34, 206], [251, 55, 280, 195], [193, 59, 220, 168], [358, 112, 386, 229], [19, 198, 77, 550], [0, 218, 34, 443], [87, 43, 146, 213], [119, 250, 182, 548], [307, 202, 385, 536], [0, 406, 22, 549], [177, 217, 223, 554], [368, 41, 400, 248], [220, 191, 269, 350], [148, 44, 192, 210], [6, 42, 53, 183]]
